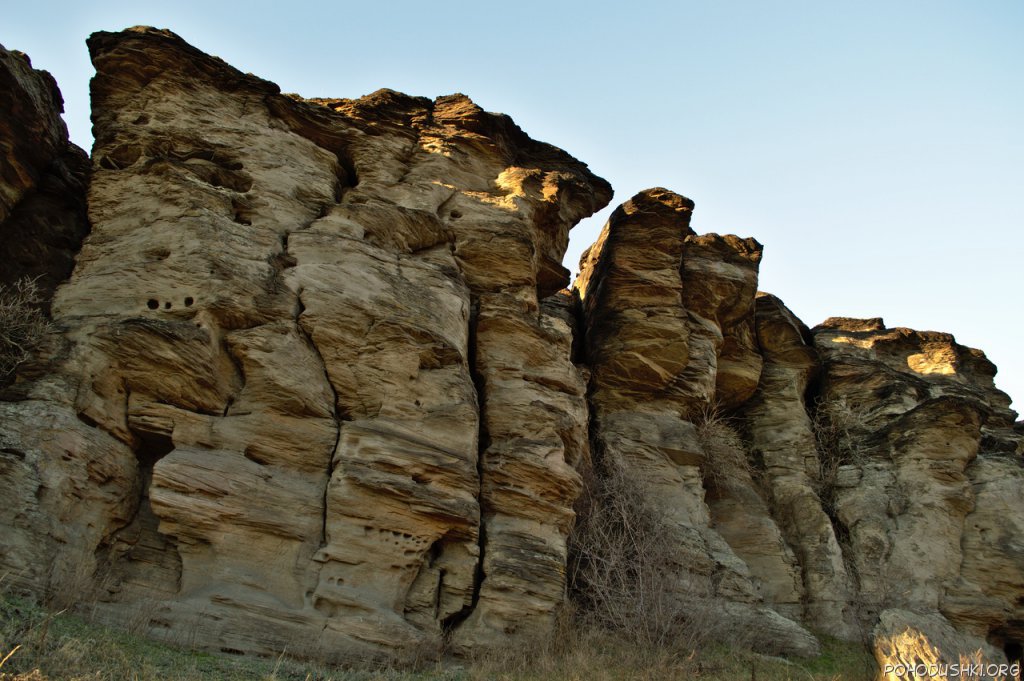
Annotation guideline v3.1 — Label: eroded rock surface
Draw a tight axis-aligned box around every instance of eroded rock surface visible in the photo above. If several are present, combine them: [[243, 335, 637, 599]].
[[812, 318, 1024, 656], [576, 188, 819, 656], [3, 26, 610, 660], [1, 26, 1022, 666], [0, 42, 104, 600], [740, 294, 856, 639], [575, 188, 1023, 658]]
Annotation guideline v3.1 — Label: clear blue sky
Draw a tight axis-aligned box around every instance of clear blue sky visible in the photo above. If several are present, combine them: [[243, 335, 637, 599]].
[[6, 1, 1022, 411]]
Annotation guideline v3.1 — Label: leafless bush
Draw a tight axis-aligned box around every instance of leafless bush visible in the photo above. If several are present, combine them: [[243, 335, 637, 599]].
[[0, 278, 52, 381], [812, 396, 869, 506], [567, 457, 721, 654], [693, 404, 757, 491]]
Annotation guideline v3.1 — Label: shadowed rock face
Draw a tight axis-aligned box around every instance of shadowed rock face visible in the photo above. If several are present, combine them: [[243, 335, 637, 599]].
[[0, 45, 90, 299], [2, 26, 1023, 665]]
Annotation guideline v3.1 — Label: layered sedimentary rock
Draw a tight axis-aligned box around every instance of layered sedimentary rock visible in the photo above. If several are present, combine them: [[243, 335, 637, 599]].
[[1, 26, 1023, 666], [740, 294, 856, 639], [0, 43, 107, 596], [2, 26, 609, 659], [575, 188, 819, 656], [812, 318, 1024, 655], [575, 187, 1023, 659]]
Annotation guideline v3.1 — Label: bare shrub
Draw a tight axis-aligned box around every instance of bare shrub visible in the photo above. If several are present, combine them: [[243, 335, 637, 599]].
[[567, 457, 720, 655], [0, 278, 52, 381], [693, 404, 757, 491], [811, 396, 868, 504]]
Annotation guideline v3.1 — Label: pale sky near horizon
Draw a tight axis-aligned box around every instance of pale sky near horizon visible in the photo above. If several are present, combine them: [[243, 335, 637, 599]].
[[6, 1, 1023, 411]]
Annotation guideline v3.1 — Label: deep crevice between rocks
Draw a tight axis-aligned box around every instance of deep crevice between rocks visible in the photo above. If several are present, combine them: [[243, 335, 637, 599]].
[[1006, 641, 1023, 665], [231, 197, 254, 225], [93, 429, 183, 608], [803, 383, 857, 563], [220, 338, 247, 417], [290, 283, 345, 551], [440, 299, 488, 640], [135, 431, 174, 468], [263, 94, 359, 205]]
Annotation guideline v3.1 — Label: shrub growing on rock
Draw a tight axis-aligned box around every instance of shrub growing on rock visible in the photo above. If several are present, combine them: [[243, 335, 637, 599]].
[[0, 277, 51, 381]]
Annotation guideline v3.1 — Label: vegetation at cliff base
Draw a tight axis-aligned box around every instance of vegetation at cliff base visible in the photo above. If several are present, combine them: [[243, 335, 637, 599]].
[[1, 592, 875, 680]]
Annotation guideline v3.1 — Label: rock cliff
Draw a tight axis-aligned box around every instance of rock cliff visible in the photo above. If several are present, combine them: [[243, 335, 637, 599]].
[[1, 27, 1021, 666]]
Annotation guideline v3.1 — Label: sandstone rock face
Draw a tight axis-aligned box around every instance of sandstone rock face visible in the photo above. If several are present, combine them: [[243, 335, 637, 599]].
[[576, 189, 818, 656], [812, 318, 1024, 656], [2, 27, 1023, 666], [0, 44, 89, 298], [3, 27, 609, 660], [739, 294, 856, 639], [0, 43, 106, 600], [575, 188, 1023, 658]]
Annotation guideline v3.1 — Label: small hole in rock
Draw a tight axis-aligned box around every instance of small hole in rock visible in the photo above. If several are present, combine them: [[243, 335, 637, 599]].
[[163, 302, 172, 309], [184, 297, 194, 307], [449, 210, 462, 219], [133, 114, 150, 125], [147, 299, 159, 310]]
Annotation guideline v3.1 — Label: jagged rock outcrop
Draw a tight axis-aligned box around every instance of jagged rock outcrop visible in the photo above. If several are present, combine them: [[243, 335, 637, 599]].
[[575, 187, 1023, 659], [1, 26, 1022, 667], [0, 42, 104, 595]]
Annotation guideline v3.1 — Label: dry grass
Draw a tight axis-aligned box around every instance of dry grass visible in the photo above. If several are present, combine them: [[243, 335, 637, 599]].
[[0, 590, 876, 680], [462, 625, 874, 680], [0, 277, 51, 381], [872, 626, 1021, 681]]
